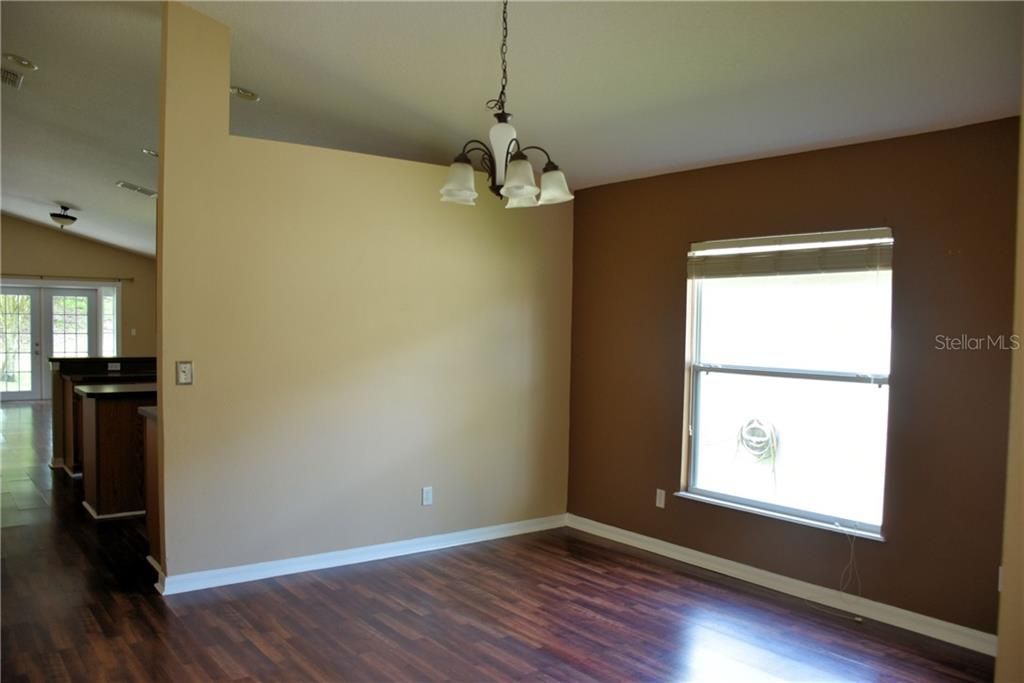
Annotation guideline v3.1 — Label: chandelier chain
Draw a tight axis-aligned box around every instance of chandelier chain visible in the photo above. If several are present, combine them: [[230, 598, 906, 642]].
[[486, 0, 510, 114]]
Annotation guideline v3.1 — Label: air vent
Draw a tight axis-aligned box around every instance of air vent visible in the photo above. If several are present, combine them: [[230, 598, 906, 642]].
[[2, 68, 24, 89], [115, 180, 158, 198]]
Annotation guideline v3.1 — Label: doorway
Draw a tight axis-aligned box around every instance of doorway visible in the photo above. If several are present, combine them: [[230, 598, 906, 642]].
[[0, 284, 119, 401]]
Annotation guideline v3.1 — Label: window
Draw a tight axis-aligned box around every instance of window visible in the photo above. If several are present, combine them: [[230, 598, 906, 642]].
[[100, 287, 118, 356], [684, 228, 893, 537]]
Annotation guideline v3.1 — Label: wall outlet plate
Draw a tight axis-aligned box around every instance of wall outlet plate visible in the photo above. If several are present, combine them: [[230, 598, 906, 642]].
[[421, 486, 433, 506], [107, 362, 121, 371], [176, 360, 193, 385], [655, 489, 666, 508]]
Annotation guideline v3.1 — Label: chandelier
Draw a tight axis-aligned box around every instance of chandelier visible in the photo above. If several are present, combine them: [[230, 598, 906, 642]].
[[439, 0, 574, 208]]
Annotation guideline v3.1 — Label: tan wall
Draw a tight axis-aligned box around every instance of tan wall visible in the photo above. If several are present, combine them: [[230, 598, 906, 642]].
[[0, 212, 156, 355], [159, 3, 572, 576], [569, 118, 1018, 633], [994, 27, 1024, 682]]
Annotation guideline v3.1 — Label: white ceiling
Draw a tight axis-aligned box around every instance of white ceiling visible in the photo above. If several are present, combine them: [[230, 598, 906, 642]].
[[2, 2, 162, 254], [2, 2, 1021, 255]]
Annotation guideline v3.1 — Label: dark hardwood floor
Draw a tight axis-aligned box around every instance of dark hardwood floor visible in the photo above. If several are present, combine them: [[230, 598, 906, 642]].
[[2, 401, 994, 682]]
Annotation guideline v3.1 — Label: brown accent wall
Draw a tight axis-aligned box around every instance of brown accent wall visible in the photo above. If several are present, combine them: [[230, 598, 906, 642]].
[[995, 33, 1024, 680], [568, 118, 1018, 633]]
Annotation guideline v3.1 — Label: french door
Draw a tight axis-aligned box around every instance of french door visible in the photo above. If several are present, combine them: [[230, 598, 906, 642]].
[[0, 288, 42, 400], [0, 287, 99, 401]]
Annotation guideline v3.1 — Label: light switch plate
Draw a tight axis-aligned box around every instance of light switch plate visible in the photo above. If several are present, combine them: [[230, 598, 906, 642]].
[[655, 489, 666, 508], [176, 360, 193, 385], [421, 486, 433, 506]]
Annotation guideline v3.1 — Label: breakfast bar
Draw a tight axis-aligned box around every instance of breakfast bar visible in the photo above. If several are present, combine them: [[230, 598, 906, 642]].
[[49, 356, 156, 475], [75, 382, 157, 520]]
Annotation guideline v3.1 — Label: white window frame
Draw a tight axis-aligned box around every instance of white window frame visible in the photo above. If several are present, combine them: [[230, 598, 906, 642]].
[[678, 229, 893, 542], [99, 284, 123, 357]]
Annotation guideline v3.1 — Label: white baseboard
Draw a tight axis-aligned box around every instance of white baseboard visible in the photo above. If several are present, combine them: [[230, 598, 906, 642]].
[[82, 501, 145, 521], [159, 513, 568, 596], [154, 510, 996, 655], [565, 514, 997, 656]]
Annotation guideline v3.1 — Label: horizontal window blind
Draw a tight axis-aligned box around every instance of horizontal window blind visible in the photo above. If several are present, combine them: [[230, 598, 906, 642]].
[[688, 227, 892, 279]]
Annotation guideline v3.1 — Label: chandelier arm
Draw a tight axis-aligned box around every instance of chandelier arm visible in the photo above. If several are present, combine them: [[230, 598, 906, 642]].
[[515, 145, 553, 165], [503, 138, 521, 169], [456, 142, 501, 195], [461, 139, 492, 156], [478, 154, 495, 181], [459, 141, 496, 171], [463, 146, 493, 165]]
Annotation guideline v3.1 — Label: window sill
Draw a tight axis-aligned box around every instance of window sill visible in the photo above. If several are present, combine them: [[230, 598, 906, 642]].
[[673, 491, 886, 543]]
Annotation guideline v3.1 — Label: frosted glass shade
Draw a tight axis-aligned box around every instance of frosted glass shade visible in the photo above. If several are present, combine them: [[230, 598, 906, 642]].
[[489, 121, 517, 186], [439, 162, 477, 204], [500, 159, 539, 199], [441, 192, 477, 206], [539, 169, 574, 205], [505, 194, 539, 209]]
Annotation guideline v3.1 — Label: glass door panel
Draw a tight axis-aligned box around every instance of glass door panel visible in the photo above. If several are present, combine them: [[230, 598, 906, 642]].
[[0, 288, 42, 401], [47, 289, 98, 359]]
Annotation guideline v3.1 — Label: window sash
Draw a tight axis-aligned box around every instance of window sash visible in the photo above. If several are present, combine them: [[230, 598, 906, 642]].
[[683, 486, 884, 537], [686, 366, 886, 536], [693, 363, 889, 386]]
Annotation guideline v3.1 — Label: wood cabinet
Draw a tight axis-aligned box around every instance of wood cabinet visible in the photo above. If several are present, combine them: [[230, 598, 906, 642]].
[[49, 356, 155, 476], [75, 383, 157, 519], [139, 406, 163, 571]]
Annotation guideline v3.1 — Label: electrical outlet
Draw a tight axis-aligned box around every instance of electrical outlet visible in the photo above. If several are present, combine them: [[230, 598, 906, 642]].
[[175, 360, 193, 385], [107, 362, 121, 371], [130, 328, 137, 337], [655, 488, 666, 508], [421, 486, 433, 506]]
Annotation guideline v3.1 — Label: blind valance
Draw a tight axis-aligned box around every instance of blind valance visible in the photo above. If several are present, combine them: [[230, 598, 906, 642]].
[[688, 227, 892, 279]]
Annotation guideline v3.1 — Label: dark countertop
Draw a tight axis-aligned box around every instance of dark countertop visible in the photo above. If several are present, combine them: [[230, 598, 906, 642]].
[[50, 356, 156, 363], [67, 373, 156, 383], [138, 406, 158, 420], [74, 383, 158, 398]]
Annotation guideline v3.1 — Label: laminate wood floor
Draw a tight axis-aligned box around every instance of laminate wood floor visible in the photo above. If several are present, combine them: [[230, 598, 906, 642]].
[[1, 401, 994, 682]]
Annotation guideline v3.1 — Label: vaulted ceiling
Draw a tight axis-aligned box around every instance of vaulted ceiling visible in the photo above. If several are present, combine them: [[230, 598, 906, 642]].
[[2, 2, 1020, 254]]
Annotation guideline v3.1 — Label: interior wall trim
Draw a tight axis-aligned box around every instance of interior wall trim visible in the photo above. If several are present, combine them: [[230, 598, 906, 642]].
[[565, 514, 997, 655], [148, 555, 167, 594], [81, 501, 144, 521], [158, 513, 569, 596]]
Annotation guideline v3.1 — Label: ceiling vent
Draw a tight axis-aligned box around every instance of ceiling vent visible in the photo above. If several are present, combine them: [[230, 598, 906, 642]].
[[115, 180, 158, 198], [2, 68, 24, 89]]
